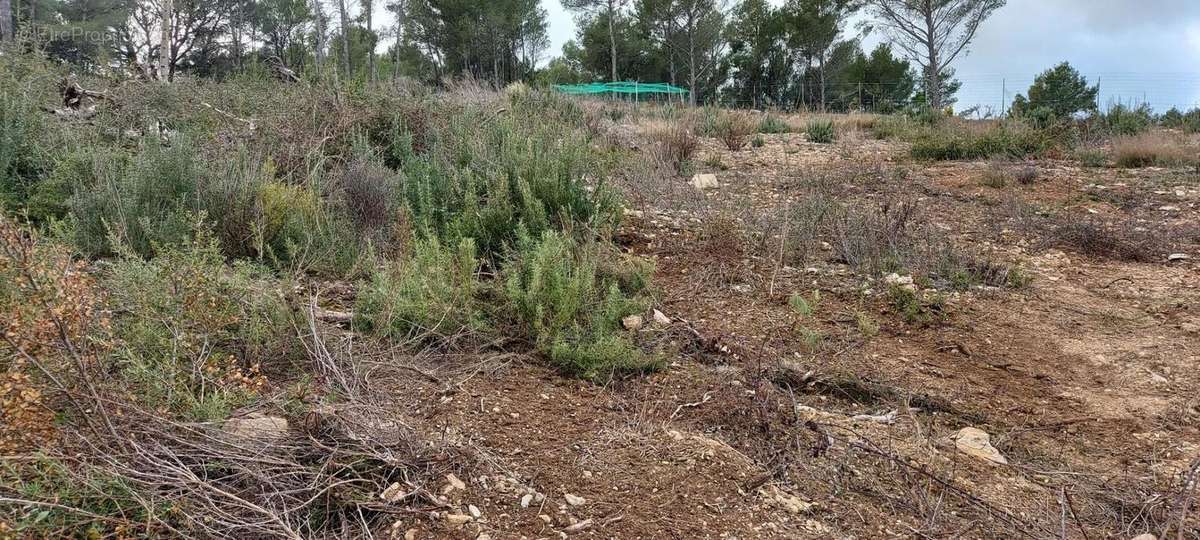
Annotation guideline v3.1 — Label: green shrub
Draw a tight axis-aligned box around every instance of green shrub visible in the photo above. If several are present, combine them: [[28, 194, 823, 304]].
[[751, 134, 766, 148], [355, 237, 485, 343], [1076, 148, 1107, 168], [1161, 107, 1200, 133], [1097, 103, 1153, 136], [70, 137, 199, 258], [104, 227, 296, 420], [402, 110, 621, 262], [0, 456, 160, 538], [0, 92, 52, 214], [503, 230, 659, 380], [759, 114, 791, 134], [806, 119, 836, 144], [909, 120, 1052, 161]]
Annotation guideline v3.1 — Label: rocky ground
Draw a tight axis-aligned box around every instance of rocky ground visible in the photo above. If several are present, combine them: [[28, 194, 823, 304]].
[[303, 127, 1199, 539]]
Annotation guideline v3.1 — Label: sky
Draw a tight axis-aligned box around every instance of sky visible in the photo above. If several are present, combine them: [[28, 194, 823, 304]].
[[540, 0, 1200, 112]]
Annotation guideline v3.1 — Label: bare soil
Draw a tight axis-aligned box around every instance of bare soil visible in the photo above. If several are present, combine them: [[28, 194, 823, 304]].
[[351, 130, 1200, 539]]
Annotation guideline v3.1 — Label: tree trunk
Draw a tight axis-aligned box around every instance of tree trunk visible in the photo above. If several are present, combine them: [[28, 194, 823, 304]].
[[338, 0, 352, 78], [312, 0, 326, 77], [232, 0, 244, 72], [818, 56, 826, 112], [363, 0, 375, 81], [687, 28, 697, 107], [392, 0, 403, 80], [607, 0, 617, 82], [158, 0, 172, 81], [923, 6, 941, 110], [0, 0, 12, 42]]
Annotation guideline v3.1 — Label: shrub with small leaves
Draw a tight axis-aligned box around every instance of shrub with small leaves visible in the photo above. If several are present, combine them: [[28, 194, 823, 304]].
[[806, 119, 836, 144], [503, 230, 659, 380], [759, 115, 791, 134]]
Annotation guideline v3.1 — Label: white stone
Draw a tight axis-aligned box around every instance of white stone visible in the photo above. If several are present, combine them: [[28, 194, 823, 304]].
[[950, 427, 1008, 465], [691, 173, 720, 190]]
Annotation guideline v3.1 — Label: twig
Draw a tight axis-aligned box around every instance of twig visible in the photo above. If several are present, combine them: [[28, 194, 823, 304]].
[[670, 392, 713, 419]]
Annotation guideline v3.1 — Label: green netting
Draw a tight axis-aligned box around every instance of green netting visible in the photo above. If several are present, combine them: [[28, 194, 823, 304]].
[[553, 82, 689, 96]]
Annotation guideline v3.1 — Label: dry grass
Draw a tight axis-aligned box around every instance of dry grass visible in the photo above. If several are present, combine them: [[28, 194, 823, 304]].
[[1113, 132, 1198, 168], [647, 121, 699, 175], [978, 162, 1038, 188], [778, 112, 880, 135]]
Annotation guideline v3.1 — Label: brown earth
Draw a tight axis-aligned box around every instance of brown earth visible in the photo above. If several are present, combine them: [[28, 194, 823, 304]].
[[333, 128, 1199, 539]]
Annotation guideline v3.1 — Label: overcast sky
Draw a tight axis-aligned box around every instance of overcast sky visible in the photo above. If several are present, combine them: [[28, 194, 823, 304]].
[[541, 0, 1200, 111]]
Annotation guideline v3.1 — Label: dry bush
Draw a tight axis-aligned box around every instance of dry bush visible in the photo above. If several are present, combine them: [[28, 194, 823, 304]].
[[1113, 132, 1198, 168], [648, 121, 699, 175], [696, 211, 748, 283], [1014, 164, 1039, 185], [1043, 215, 1179, 262], [773, 185, 1025, 289], [978, 163, 1010, 188], [0, 216, 105, 454], [0, 217, 464, 537], [978, 162, 1038, 188], [337, 157, 401, 240], [715, 111, 758, 151]]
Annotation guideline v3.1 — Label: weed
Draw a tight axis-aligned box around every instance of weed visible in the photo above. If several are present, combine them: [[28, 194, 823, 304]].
[[1014, 165, 1038, 185], [1044, 215, 1177, 262], [806, 119, 836, 144], [797, 326, 825, 351], [887, 285, 947, 326], [697, 212, 747, 283], [703, 154, 727, 170], [978, 165, 1009, 188], [355, 237, 485, 344], [759, 115, 791, 134], [855, 311, 880, 338], [752, 135, 765, 148], [788, 290, 821, 318]]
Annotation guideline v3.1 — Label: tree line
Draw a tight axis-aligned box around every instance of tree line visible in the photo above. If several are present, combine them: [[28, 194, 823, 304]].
[[0, 0, 1007, 111]]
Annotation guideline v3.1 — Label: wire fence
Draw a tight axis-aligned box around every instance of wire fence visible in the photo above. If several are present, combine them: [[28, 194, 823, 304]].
[[694, 74, 1200, 117]]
